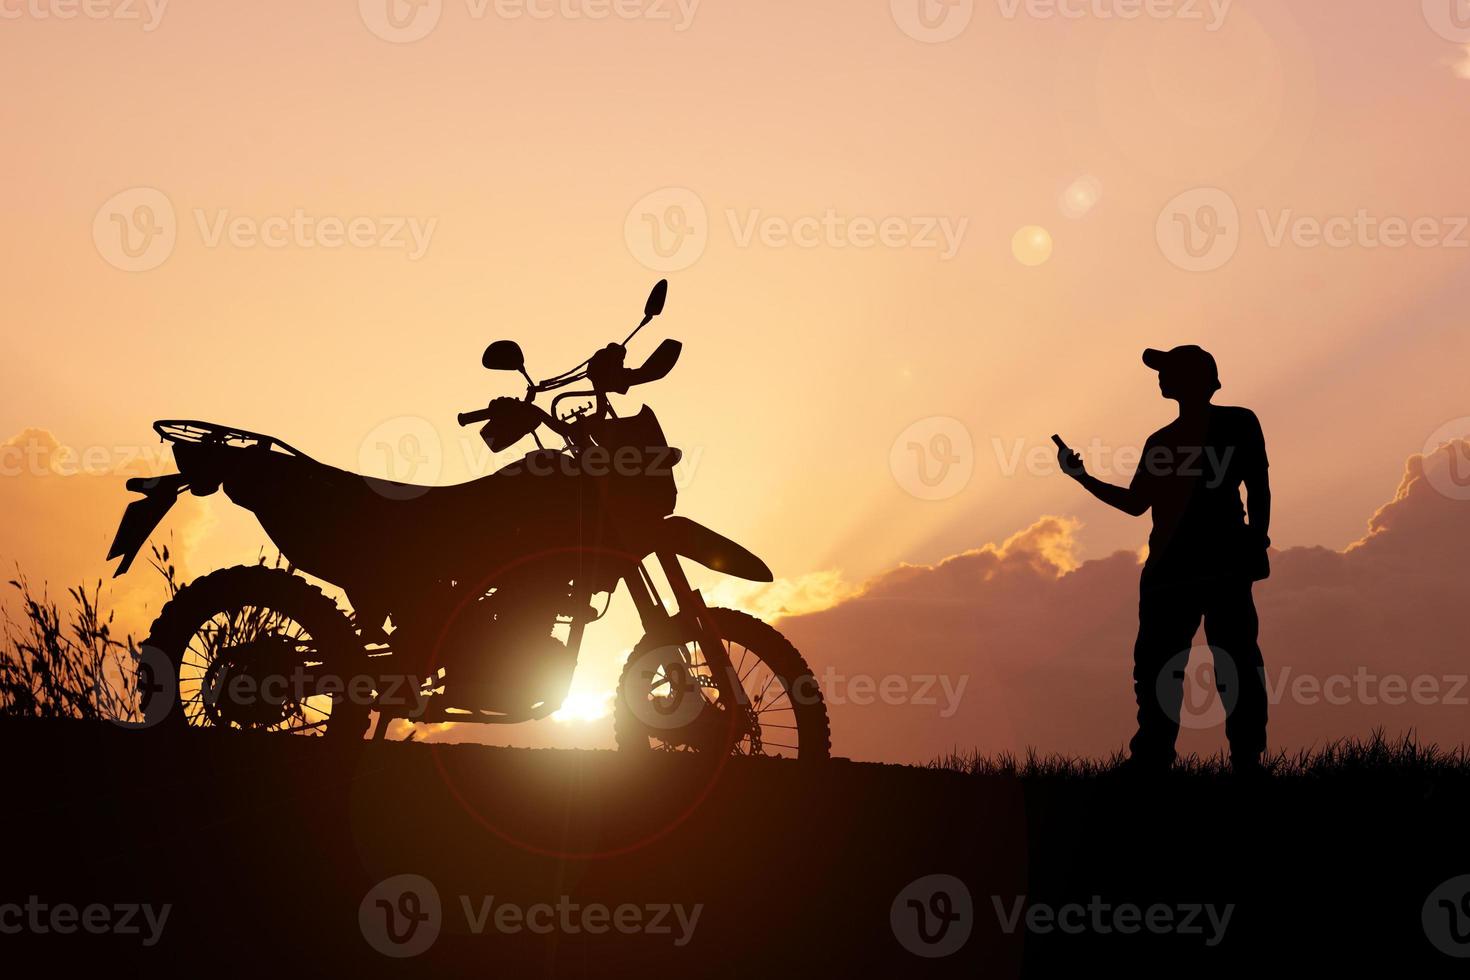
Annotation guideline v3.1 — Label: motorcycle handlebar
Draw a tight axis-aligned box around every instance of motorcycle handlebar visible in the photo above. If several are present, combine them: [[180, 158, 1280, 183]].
[[458, 407, 496, 427], [461, 338, 680, 435]]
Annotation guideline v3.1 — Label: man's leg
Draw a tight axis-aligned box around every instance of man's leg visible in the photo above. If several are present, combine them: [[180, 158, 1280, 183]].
[[1129, 573, 1205, 769], [1203, 578, 1268, 768]]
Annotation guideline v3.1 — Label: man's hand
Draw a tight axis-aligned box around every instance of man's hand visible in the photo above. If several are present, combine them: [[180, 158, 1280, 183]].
[[1052, 435, 1086, 480], [1245, 527, 1272, 581]]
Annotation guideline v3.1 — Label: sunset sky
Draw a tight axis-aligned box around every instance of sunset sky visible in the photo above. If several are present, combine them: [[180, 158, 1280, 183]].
[[4, 0, 1469, 760]]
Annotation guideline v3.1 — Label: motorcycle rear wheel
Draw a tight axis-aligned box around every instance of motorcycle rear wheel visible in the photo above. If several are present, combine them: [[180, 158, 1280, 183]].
[[140, 564, 370, 739], [614, 607, 830, 760]]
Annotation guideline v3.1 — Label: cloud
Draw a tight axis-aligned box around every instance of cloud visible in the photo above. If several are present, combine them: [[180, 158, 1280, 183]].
[[704, 569, 859, 625], [777, 442, 1470, 764], [0, 428, 208, 638], [1448, 46, 1470, 80]]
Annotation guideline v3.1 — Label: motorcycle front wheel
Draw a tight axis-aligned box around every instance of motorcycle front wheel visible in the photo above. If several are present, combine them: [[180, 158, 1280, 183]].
[[614, 607, 830, 760]]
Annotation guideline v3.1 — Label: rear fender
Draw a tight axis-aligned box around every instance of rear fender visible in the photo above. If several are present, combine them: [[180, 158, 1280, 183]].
[[657, 516, 773, 583], [107, 474, 188, 576]]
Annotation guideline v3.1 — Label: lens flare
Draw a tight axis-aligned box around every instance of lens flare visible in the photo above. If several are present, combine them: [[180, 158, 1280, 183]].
[[1059, 176, 1102, 219], [1011, 225, 1054, 267]]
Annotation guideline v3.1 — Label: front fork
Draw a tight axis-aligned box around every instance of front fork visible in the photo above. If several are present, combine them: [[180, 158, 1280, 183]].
[[623, 552, 749, 744], [625, 550, 717, 648]]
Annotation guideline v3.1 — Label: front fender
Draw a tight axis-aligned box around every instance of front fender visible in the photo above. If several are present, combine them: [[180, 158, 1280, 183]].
[[658, 516, 773, 583]]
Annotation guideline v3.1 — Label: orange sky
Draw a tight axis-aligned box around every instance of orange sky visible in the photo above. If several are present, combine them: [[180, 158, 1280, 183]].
[[4, 1, 1469, 757]]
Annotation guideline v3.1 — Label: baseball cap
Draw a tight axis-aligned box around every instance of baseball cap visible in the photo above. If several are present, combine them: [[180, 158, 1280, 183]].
[[1143, 345, 1221, 392]]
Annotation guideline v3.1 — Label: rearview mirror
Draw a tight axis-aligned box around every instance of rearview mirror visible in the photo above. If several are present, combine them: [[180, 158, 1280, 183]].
[[482, 340, 525, 372], [644, 280, 668, 320]]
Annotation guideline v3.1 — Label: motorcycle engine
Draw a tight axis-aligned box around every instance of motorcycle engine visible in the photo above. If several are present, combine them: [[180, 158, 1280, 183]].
[[436, 597, 576, 714]]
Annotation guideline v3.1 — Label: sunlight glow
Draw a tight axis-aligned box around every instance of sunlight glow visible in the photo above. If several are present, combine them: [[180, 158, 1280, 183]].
[[1059, 176, 1102, 219], [552, 691, 614, 724], [1454, 47, 1470, 80]]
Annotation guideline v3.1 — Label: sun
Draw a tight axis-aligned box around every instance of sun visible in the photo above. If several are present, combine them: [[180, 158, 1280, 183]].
[[552, 691, 614, 724]]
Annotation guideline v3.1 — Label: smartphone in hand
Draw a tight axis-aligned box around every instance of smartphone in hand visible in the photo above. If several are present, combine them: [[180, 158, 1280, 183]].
[[1052, 434, 1084, 478]]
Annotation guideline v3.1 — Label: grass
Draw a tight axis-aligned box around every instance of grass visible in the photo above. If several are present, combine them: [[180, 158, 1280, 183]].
[[931, 730, 1470, 779], [0, 545, 312, 726], [0, 543, 184, 724], [0, 573, 141, 723]]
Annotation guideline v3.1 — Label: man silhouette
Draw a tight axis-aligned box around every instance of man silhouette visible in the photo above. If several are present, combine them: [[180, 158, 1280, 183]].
[[1055, 346, 1270, 774]]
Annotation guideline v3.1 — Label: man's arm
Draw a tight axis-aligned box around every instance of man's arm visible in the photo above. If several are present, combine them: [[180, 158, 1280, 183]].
[[1245, 473, 1270, 541], [1054, 435, 1150, 517], [1243, 411, 1271, 546]]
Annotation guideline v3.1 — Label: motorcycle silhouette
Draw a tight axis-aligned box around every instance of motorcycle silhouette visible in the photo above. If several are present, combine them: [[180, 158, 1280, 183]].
[[107, 281, 830, 758]]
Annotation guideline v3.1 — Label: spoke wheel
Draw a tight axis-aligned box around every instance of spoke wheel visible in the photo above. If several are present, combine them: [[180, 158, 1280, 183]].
[[614, 607, 830, 760], [142, 565, 370, 739]]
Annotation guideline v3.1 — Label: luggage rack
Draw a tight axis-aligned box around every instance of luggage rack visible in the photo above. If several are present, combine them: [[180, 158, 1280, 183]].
[[153, 420, 309, 458]]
